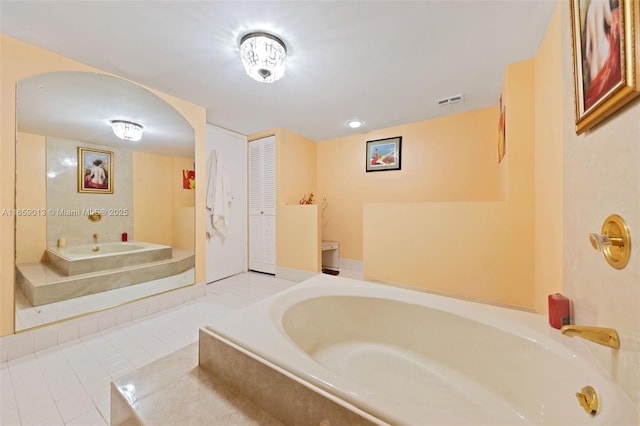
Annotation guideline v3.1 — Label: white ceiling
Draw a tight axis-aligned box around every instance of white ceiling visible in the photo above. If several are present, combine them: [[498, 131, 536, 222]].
[[17, 72, 195, 157], [1, 0, 557, 143]]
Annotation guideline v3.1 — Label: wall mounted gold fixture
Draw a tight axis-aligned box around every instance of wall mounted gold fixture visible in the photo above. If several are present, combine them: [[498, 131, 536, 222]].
[[560, 325, 620, 349], [589, 214, 631, 269], [87, 211, 102, 222], [575, 385, 598, 415]]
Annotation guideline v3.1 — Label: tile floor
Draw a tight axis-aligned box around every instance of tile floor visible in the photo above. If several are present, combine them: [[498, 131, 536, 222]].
[[15, 269, 195, 331], [16, 268, 195, 331], [1, 272, 303, 426]]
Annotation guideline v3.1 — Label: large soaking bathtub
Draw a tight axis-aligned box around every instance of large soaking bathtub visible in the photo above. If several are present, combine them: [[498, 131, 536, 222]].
[[204, 274, 636, 425]]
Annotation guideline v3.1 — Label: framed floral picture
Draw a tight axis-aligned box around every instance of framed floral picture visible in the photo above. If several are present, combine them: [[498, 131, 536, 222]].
[[570, 0, 640, 134], [366, 137, 402, 172], [182, 169, 195, 189], [78, 147, 113, 194]]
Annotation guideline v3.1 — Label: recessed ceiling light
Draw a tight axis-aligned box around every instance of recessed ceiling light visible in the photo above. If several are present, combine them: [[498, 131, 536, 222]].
[[347, 120, 364, 129]]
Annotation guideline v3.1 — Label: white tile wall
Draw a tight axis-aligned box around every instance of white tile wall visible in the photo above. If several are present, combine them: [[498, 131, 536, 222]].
[[45, 137, 133, 249], [560, 5, 640, 405]]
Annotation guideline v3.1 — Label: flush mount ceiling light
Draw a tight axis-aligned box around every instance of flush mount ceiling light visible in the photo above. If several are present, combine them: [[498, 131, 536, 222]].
[[111, 120, 143, 141], [240, 32, 287, 83], [347, 120, 365, 129]]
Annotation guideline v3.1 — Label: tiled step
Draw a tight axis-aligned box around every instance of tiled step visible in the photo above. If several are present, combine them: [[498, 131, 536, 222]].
[[111, 328, 382, 426], [16, 250, 194, 306], [110, 343, 283, 426]]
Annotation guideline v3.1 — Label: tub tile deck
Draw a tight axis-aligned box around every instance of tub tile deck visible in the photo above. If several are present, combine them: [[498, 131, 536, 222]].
[[198, 328, 382, 426], [16, 249, 194, 306]]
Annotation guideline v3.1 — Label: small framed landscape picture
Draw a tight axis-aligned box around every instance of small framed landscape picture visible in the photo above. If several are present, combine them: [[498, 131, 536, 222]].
[[366, 136, 402, 172], [78, 147, 113, 194]]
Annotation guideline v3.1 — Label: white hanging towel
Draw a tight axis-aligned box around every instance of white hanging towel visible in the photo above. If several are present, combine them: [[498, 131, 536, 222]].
[[206, 149, 233, 239]]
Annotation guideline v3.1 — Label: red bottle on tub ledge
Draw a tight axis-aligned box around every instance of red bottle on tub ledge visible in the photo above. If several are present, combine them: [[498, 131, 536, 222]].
[[122, 232, 128, 242], [548, 293, 570, 329]]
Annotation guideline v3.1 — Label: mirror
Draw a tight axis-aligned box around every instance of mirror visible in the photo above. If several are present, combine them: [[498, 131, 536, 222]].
[[14, 71, 195, 332]]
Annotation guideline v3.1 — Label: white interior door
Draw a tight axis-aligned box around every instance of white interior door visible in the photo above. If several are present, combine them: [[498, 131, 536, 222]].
[[205, 125, 247, 283], [249, 136, 276, 274]]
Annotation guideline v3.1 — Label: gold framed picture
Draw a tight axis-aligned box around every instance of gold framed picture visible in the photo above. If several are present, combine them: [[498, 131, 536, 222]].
[[570, 0, 640, 134], [78, 147, 113, 194]]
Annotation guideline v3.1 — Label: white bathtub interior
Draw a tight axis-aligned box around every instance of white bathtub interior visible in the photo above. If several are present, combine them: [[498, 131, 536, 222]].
[[205, 274, 637, 426]]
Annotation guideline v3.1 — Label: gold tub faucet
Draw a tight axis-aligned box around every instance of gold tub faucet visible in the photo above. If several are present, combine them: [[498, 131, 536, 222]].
[[560, 325, 619, 349], [93, 233, 99, 243]]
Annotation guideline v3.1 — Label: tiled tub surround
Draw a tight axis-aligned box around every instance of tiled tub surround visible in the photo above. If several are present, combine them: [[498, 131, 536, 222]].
[[198, 330, 381, 426], [205, 275, 637, 425], [46, 242, 172, 276], [16, 247, 194, 306]]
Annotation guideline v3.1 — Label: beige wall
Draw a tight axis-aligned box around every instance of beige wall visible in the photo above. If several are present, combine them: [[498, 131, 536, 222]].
[[133, 151, 174, 245], [277, 128, 317, 205], [534, 5, 564, 314], [364, 202, 532, 308], [558, 4, 640, 405], [0, 35, 206, 337], [172, 157, 195, 249], [133, 152, 194, 248], [317, 106, 501, 261], [363, 60, 535, 309], [278, 205, 321, 272], [249, 128, 319, 272], [278, 128, 318, 271], [15, 132, 47, 264], [173, 157, 195, 208]]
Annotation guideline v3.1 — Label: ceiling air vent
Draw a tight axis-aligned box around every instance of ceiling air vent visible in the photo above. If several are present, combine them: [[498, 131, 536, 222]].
[[436, 94, 465, 106]]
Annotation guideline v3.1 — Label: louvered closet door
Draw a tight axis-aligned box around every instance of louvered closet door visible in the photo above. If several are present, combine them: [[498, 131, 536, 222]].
[[249, 136, 276, 274]]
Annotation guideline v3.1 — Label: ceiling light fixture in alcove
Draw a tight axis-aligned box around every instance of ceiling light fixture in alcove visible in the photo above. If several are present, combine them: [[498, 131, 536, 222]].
[[111, 120, 144, 141], [240, 32, 287, 83]]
